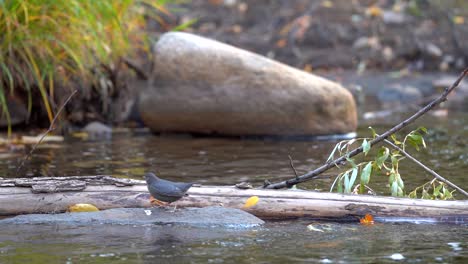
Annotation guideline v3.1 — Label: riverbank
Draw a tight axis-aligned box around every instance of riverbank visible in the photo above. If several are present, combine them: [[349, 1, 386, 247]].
[[1, 1, 467, 132]]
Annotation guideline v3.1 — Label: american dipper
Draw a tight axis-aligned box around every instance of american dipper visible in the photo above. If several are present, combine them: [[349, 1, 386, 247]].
[[144, 172, 193, 206]]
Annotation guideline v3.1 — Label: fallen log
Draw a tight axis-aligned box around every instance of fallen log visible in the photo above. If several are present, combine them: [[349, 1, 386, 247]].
[[0, 176, 467, 221]]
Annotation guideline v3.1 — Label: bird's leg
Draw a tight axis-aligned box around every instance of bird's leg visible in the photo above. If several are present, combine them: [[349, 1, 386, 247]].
[[149, 196, 169, 207]]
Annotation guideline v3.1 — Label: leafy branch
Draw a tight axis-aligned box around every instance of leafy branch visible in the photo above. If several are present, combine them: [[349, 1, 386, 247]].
[[330, 127, 439, 198], [408, 179, 455, 200], [383, 138, 468, 197], [264, 68, 468, 194]]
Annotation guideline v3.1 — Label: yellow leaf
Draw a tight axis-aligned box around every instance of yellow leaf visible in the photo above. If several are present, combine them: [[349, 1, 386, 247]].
[[453, 16, 464, 24], [71, 131, 89, 139], [303, 64, 313, 73], [243, 196, 259, 208], [321, 0, 333, 8], [366, 6, 383, 18], [67, 203, 100, 212], [275, 38, 287, 48]]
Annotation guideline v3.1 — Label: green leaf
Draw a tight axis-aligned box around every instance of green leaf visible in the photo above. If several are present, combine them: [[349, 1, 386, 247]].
[[391, 134, 401, 145], [0, 62, 14, 94], [375, 147, 389, 169], [391, 181, 398, 196], [422, 189, 431, 199], [343, 171, 351, 193], [433, 184, 442, 197], [362, 139, 371, 156], [171, 18, 197, 31], [443, 188, 454, 200], [359, 184, 365, 194], [441, 186, 447, 197], [360, 162, 372, 186], [330, 174, 341, 192], [346, 156, 357, 168], [388, 171, 396, 184], [337, 177, 343, 193], [349, 168, 358, 191], [407, 132, 426, 151], [416, 126, 427, 134], [397, 187, 404, 197], [368, 126, 377, 138], [408, 190, 417, 198], [327, 143, 340, 163], [397, 175, 404, 189], [339, 139, 354, 154], [391, 155, 399, 167]]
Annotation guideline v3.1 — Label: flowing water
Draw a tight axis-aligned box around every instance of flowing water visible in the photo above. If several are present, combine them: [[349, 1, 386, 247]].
[[0, 92, 467, 262]]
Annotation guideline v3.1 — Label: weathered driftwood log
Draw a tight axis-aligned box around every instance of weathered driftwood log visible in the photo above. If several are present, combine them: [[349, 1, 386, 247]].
[[0, 176, 467, 220]]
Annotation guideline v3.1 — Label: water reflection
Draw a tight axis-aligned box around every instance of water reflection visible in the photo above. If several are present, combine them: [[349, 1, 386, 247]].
[[0, 220, 466, 263]]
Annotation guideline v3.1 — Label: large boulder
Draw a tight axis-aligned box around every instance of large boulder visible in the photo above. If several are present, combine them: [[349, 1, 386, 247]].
[[139, 32, 357, 136]]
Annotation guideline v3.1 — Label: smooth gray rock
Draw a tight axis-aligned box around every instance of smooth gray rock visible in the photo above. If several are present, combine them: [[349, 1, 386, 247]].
[[82, 121, 112, 140], [0, 207, 264, 228], [83, 121, 112, 134], [139, 32, 357, 136]]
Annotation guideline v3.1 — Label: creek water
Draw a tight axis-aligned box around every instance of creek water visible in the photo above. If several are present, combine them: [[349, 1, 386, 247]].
[[1, 101, 467, 262]]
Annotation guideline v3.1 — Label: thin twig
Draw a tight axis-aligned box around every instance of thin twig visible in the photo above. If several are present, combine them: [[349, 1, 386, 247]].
[[16, 89, 78, 176], [383, 139, 468, 198], [265, 68, 468, 189], [288, 155, 299, 179]]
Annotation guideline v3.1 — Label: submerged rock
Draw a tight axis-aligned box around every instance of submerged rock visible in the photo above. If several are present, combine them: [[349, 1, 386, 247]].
[[139, 32, 357, 136], [0, 207, 264, 228], [83, 121, 112, 134], [82, 121, 112, 139]]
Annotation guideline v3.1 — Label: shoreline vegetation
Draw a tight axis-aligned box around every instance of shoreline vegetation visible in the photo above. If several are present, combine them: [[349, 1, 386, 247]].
[[1, 1, 467, 133], [0, 0, 171, 134]]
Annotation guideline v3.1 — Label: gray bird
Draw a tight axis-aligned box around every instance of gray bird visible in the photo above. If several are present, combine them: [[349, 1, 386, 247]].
[[144, 172, 193, 205]]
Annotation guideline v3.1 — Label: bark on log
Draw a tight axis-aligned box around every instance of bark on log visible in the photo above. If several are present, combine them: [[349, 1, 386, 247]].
[[0, 176, 467, 220]]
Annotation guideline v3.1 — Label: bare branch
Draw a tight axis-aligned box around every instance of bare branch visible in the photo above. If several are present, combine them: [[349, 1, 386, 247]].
[[288, 155, 299, 179], [16, 89, 78, 175]]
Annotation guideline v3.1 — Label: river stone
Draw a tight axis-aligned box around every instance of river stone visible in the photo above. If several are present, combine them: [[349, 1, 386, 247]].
[[0, 207, 264, 228], [82, 121, 112, 140], [139, 32, 357, 136]]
